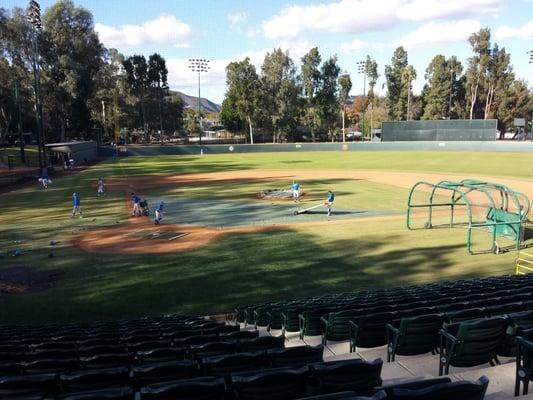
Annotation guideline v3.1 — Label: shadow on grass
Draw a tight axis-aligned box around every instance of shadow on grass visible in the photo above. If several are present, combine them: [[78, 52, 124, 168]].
[[0, 227, 484, 325]]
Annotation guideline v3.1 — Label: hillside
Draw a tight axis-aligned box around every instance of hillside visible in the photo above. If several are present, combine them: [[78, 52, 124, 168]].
[[171, 90, 221, 113]]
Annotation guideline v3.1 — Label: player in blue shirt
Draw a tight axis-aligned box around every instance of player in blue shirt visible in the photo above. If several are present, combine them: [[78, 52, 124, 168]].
[[327, 190, 335, 216], [40, 171, 50, 189], [72, 192, 82, 218], [131, 192, 141, 217], [154, 201, 164, 225], [291, 180, 300, 202]]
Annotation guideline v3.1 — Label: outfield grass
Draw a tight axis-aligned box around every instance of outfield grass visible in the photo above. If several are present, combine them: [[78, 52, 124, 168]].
[[0, 151, 531, 324]]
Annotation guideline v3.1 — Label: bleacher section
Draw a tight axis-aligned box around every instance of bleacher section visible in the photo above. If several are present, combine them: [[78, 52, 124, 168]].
[[2, 275, 533, 399]]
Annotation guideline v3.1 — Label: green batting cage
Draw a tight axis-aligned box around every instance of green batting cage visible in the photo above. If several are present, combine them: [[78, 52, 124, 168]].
[[407, 179, 531, 254]]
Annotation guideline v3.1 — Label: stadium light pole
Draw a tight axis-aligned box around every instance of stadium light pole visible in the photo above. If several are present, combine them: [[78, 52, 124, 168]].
[[357, 60, 367, 140], [188, 58, 210, 145], [526, 50, 533, 142], [27, 0, 45, 173]]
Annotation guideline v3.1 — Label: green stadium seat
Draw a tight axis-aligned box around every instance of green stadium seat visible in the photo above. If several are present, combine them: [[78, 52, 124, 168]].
[[140, 377, 226, 400], [299, 307, 335, 339], [438, 317, 508, 375], [23, 358, 79, 374], [376, 376, 451, 398], [240, 335, 284, 352], [133, 360, 198, 387], [308, 359, 383, 396], [321, 309, 363, 345], [390, 375, 489, 400], [514, 332, 533, 395], [444, 308, 488, 324], [266, 345, 323, 368], [231, 367, 309, 400], [296, 391, 387, 400], [200, 352, 264, 377], [189, 341, 238, 359], [59, 367, 130, 393], [80, 353, 132, 369], [219, 330, 259, 340], [386, 313, 446, 361], [58, 386, 135, 400], [0, 373, 58, 397], [135, 347, 187, 364], [349, 312, 398, 352]]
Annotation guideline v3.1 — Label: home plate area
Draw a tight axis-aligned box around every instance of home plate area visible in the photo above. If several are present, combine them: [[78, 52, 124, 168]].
[[126, 230, 190, 241]]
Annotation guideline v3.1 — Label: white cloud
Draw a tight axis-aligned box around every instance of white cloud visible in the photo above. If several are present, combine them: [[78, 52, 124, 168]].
[[397, 0, 505, 21], [339, 39, 385, 54], [261, 0, 504, 40], [495, 20, 533, 39], [228, 12, 247, 31], [95, 15, 191, 48], [396, 19, 481, 49], [262, 0, 399, 40]]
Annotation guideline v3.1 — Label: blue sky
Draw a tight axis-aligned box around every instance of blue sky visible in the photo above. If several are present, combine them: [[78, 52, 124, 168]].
[[5, 0, 533, 104]]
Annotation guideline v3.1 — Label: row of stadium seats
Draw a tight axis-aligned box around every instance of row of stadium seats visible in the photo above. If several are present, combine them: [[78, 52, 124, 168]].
[[238, 274, 533, 337], [0, 356, 490, 400], [0, 335, 289, 376]]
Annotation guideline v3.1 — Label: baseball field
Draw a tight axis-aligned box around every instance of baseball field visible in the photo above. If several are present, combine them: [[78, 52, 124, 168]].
[[0, 150, 532, 324]]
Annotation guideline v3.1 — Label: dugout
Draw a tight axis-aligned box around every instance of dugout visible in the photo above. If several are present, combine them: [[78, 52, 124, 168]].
[[407, 179, 531, 254], [45, 141, 97, 165], [382, 120, 497, 141]]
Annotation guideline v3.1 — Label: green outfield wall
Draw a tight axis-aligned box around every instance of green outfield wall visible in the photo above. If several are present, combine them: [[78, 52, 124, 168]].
[[381, 120, 498, 142]]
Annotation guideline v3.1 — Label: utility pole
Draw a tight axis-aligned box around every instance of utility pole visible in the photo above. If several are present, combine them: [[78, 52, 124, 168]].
[[27, 0, 45, 173], [357, 60, 367, 140], [188, 59, 210, 145], [526, 50, 533, 142], [101, 100, 106, 145], [14, 79, 25, 163]]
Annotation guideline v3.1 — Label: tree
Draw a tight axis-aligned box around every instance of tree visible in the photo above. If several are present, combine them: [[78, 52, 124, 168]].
[[41, 0, 103, 141], [315, 56, 341, 140], [123, 55, 149, 142], [148, 53, 168, 144], [365, 56, 379, 135], [338, 73, 352, 142], [385, 47, 416, 121], [483, 45, 513, 121], [401, 65, 417, 120], [225, 57, 260, 144], [422, 55, 451, 120], [300, 47, 322, 141], [261, 49, 300, 143], [220, 97, 243, 133], [465, 28, 491, 120]]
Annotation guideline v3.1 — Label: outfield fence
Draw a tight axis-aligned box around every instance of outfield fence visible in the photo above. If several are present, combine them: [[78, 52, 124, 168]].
[[98, 141, 533, 158]]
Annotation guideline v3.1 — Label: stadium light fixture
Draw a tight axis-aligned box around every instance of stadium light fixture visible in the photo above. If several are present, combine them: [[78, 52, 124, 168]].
[[188, 58, 210, 145]]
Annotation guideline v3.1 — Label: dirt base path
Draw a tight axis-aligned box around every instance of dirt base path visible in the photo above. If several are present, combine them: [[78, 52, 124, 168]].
[[74, 170, 533, 254]]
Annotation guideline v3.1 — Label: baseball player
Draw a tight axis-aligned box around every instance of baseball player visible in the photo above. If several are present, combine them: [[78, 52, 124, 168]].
[[292, 180, 301, 202], [154, 201, 164, 225], [327, 190, 335, 216], [72, 192, 83, 218], [131, 192, 141, 217], [96, 177, 105, 197], [40, 171, 50, 189]]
